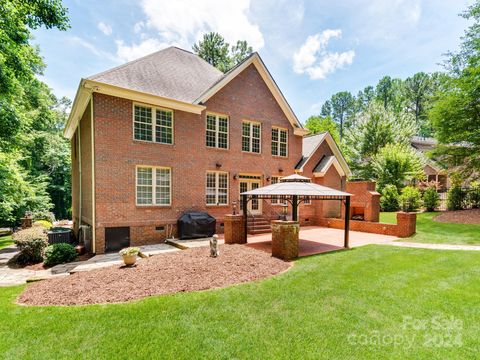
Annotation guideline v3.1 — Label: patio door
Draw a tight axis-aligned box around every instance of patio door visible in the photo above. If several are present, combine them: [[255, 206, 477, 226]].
[[239, 178, 262, 215]]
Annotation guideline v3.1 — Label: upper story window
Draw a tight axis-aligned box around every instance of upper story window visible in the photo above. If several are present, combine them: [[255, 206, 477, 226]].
[[134, 105, 173, 144], [206, 113, 229, 149], [271, 127, 288, 157], [136, 166, 171, 206], [242, 121, 261, 153], [206, 171, 228, 205]]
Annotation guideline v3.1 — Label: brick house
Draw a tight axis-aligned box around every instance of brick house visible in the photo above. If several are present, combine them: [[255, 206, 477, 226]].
[[64, 47, 351, 254]]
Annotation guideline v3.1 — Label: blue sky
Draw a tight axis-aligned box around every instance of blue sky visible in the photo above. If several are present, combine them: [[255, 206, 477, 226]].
[[33, 0, 472, 122]]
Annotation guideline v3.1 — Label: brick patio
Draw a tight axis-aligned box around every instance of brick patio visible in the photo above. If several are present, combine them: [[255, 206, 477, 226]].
[[245, 226, 397, 257]]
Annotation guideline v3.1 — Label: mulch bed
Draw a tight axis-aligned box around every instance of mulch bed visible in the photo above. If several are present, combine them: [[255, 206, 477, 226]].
[[17, 245, 291, 306], [434, 209, 480, 225]]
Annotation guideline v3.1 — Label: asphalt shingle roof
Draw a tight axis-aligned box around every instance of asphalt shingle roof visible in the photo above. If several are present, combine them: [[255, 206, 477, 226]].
[[87, 47, 224, 103]]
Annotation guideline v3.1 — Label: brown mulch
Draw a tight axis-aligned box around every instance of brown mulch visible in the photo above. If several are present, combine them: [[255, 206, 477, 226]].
[[17, 245, 291, 306], [434, 209, 480, 225]]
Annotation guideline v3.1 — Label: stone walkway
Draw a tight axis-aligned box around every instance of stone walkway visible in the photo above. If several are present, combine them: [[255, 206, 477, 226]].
[[383, 242, 480, 251], [0, 243, 179, 286]]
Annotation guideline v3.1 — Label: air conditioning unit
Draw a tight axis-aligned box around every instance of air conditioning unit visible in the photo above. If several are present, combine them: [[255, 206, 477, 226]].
[[78, 225, 92, 253]]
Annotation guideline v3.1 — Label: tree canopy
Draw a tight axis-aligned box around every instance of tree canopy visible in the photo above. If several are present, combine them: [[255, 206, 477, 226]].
[[0, 0, 71, 226], [193, 32, 253, 73], [429, 1, 480, 178]]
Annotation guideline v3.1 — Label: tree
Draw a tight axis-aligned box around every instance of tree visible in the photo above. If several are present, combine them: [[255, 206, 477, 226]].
[[375, 76, 404, 112], [193, 33, 253, 73], [429, 1, 480, 177], [193, 32, 231, 72], [402, 72, 432, 135], [304, 116, 340, 143], [344, 102, 417, 178], [330, 91, 355, 140], [370, 143, 425, 192], [356, 86, 375, 112], [320, 100, 332, 117], [231, 40, 253, 67], [0, 0, 70, 225]]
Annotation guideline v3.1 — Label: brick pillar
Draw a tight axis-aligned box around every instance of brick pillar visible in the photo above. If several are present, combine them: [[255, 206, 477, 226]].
[[396, 212, 417, 238], [271, 220, 299, 260], [224, 215, 246, 244]]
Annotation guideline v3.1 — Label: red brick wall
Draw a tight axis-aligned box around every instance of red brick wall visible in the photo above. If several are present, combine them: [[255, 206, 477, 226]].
[[91, 64, 303, 252], [318, 212, 416, 238]]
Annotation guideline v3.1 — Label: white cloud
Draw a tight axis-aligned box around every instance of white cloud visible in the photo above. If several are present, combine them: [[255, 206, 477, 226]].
[[97, 21, 113, 36], [133, 21, 145, 34], [139, 0, 264, 50], [293, 29, 355, 80], [67, 36, 118, 62], [115, 38, 175, 62]]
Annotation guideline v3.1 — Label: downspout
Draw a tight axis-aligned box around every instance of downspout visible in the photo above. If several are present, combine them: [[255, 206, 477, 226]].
[[90, 96, 96, 253]]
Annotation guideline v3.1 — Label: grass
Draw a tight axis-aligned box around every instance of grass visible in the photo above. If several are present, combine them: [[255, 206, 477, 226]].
[[1, 245, 479, 359], [380, 212, 480, 245], [0, 235, 13, 249]]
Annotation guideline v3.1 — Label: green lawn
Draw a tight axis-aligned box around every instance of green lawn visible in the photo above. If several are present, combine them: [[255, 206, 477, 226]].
[[0, 235, 13, 249], [380, 212, 480, 245], [1, 245, 479, 359]]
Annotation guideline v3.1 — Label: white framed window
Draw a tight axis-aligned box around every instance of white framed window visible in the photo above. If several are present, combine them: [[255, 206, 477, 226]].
[[271, 176, 287, 205], [271, 127, 288, 157], [134, 104, 173, 144], [303, 197, 311, 205], [206, 113, 229, 149], [206, 171, 228, 205], [136, 166, 171, 206], [242, 121, 261, 153]]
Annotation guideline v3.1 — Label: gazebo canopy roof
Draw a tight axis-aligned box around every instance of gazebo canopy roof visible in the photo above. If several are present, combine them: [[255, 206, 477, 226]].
[[240, 174, 351, 199]]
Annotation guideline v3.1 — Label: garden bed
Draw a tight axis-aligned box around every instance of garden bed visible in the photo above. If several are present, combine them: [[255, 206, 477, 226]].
[[434, 209, 480, 225], [17, 245, 291, 306]]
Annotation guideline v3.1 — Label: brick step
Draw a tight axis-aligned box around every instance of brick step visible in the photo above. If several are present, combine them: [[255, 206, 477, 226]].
[[247, 220, 270, 226], [248, 225, 270, 230], [249, 228, 272, 235]]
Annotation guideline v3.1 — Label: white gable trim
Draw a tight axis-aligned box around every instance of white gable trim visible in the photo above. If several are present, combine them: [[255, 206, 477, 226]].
[[313, 157, 346, 177], [194, 53, 308, 136], [297, 132, 352, 176]]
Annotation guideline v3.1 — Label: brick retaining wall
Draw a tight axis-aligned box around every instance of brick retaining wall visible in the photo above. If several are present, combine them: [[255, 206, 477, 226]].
[[319, 212, 416, 238]]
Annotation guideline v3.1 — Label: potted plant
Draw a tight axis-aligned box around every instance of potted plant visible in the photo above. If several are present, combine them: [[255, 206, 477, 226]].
[[119, 247, 140, 266]]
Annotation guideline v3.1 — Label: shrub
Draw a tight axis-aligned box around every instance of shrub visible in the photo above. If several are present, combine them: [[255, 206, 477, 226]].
[[423, 187, 440, 212], [468, 181, 480, 208], [447, 186, 465, 210], [380, 184, 400, 211], [399, 186, 422, 212], [13, 227, 48, 264], [33, 220, 53, 229], [32, 210, 55, 223], [119, 247, 140, 256], [44, 243, 77, 267]]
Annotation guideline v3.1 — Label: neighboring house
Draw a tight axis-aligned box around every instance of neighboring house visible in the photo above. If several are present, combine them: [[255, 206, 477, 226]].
[[65, 47, 351, 254], [410, 136, 450, 189]]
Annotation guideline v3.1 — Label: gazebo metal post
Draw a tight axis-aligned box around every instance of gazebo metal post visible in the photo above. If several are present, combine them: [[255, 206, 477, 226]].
[[292, 195, 298, 221], [344, 196, 350, 248], [242, 194, 248, 243]]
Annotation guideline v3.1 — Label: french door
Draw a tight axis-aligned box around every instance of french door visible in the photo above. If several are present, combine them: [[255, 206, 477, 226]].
[[239, 180, 262, 215]]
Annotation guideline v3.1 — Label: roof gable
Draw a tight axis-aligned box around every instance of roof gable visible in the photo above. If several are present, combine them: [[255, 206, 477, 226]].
[[296, 132, 351, 176], [195, 53, 307, 136]]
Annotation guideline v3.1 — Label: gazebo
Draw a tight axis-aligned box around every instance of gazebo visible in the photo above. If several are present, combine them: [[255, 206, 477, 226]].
[[240, 174, 352, 248]]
